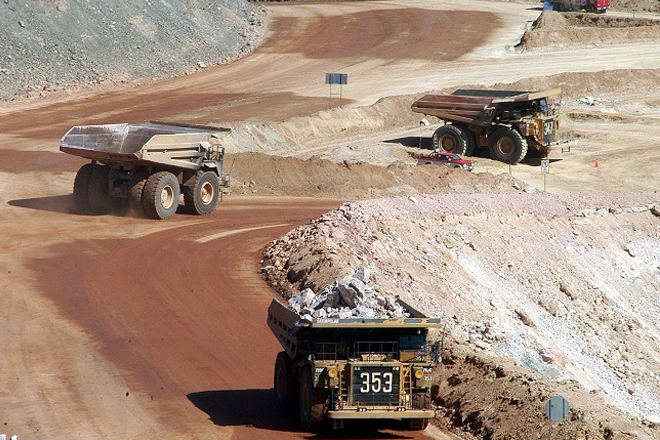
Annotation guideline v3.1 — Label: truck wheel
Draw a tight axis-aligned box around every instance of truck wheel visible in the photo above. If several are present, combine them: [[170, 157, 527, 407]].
[[454, 124, 476, 156], [142, 171, 180, 220], [87, 165, 112, 214], [432, 125, 468, 155], [274, 352, 296, 413], [128, 170, 149, 214], [183, 171, 219, 215], [73, 163, 94, 212], [489, 128, 528, 164], [299, 367, 328, 431]]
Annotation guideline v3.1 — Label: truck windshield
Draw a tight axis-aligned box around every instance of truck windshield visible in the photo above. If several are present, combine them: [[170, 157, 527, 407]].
[[399, 333, 426, 351]]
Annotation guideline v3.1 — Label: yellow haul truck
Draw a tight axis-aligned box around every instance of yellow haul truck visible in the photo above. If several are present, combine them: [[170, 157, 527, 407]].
[[267, 298, 443, 431], [411, 88, 571, 164]]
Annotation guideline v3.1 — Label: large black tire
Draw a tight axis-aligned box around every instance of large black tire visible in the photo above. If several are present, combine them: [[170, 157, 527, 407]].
[[459, 125, 477, 156], [432, 124, 468, 155], [128, 170, 149, 215], [274, 352, 296, 413], [298, 367, 328, 431], [73, 163, 94, 212], [183, 171, 219, 216], [87, 165, 112, 214], [142, 171, 180, 220], [489, 128, 528, 164]]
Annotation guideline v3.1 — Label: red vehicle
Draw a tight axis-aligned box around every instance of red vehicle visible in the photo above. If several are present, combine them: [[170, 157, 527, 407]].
[[546, 0, 610, 13], [418, 151, 474, 171]]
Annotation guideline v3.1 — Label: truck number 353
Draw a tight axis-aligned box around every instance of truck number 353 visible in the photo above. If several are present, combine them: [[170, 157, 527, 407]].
[[359, 371, 393, 393]]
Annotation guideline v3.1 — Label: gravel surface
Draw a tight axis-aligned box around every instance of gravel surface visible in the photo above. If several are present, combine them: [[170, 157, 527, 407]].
[[0, 0, 266, 102]]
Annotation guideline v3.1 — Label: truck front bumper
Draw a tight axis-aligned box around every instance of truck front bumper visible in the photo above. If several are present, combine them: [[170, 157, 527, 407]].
[[327, 409, 435, 420]]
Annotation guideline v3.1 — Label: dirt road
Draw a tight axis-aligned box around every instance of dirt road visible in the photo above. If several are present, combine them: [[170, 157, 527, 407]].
[[1, 1, 658, 439]]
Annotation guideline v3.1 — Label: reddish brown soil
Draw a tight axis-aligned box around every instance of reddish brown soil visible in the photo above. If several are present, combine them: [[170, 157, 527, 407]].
[[34, 197, 341, 439]]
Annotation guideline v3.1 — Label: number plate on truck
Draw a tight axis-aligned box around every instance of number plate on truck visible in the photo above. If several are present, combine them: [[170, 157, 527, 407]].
[[352, 366, 400, 406], [543, 119, 555, 144]]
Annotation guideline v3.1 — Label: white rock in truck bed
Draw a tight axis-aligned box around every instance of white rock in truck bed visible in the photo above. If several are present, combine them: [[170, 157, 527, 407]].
[[287, 267, 409, 320]]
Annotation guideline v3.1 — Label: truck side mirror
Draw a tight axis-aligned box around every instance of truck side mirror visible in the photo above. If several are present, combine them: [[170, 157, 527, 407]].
[[430, 341, 442, 365]]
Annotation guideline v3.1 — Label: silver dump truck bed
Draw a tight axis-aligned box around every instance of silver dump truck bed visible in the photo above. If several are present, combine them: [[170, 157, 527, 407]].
[[59, 123, 231, 170]]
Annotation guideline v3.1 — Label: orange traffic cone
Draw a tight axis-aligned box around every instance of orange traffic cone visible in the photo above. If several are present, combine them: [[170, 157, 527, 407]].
[[594, 159, 600, 167]]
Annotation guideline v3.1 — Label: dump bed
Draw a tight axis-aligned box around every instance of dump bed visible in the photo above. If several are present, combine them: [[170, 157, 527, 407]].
[[59, 122, 231, 169], [411, 88, 562, 124], [268, 298, 443, 357]]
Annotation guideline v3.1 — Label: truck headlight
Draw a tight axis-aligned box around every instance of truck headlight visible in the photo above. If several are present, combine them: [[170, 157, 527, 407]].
[[327, 367, 338, 378], [414, 368, 425, 379]]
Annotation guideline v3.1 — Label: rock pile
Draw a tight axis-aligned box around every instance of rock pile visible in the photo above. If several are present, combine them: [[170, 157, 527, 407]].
[[287, 267, 409, 320], [0, 0, 266, 102]]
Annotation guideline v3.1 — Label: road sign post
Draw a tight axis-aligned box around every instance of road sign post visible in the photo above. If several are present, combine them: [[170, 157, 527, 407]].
[[541, 158, 550, 191], [545, 395, 569, 440], [325, 73, 348, 108]]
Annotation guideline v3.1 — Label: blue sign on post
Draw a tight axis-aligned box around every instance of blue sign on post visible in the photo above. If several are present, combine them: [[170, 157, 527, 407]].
[[325, 73, 348, 85], [325, 73, 348, 107], [545, 395, 569, 421]]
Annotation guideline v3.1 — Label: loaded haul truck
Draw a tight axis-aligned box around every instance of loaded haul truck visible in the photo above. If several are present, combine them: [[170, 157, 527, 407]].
[[267, 297, 443, 431]]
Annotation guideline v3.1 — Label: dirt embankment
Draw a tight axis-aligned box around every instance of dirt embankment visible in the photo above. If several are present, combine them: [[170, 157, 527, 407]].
[[519, 11, 660, 50]]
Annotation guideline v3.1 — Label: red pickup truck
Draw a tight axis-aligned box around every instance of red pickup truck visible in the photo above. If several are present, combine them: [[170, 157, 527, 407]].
[[418, 152, 474, 171]]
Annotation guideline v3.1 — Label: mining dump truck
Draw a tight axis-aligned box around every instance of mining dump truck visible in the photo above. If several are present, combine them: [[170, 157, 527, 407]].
[[60, 122, 230, 219], [267, 298, 443, 431], [411, 88, 570, 164]]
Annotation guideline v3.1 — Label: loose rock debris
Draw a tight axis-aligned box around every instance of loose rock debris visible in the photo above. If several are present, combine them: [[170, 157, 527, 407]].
[[288, 267, 409, 320]]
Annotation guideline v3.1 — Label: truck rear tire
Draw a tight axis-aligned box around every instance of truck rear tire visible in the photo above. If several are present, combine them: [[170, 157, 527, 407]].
[[87, 165, 112, 214], [299, 367, 328, 431], [73, 163, 94, 212], [128, 170, 149, 214], [142, 171, 180, 220], [183, 171, 219, 216], [432, 125, 468, 155], [489, 128, 528, 164], [274, 352, 296, 413], [458, 125, 477, 156]]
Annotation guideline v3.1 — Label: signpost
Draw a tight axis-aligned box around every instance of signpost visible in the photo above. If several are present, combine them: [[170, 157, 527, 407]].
[[545, 395, 569, 440], [325, 73, 348, 108], [541, 158, 550, 191]]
